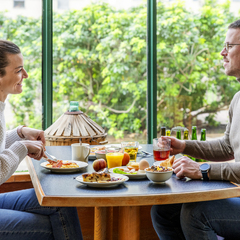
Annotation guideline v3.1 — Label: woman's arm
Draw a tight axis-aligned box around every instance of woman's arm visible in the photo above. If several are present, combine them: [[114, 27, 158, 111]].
[[5, 127, 23, 149], [0, 141, 27, 185]]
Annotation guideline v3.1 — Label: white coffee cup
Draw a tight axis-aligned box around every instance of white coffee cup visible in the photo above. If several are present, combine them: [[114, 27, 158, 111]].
[[71, 143, 90, 162]]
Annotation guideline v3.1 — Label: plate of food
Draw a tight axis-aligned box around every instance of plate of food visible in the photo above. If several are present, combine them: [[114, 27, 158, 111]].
[[89, 145, 109, 160], [109, 166, 147, 179], [40, 160, 88, 173], [89, 144, 143, 160], [75, 173, 129, 188], [108, 159, 150, 179], [111, 144, 142, 150]]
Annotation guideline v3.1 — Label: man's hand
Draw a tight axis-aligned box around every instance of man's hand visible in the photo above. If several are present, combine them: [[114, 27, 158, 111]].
[[172, 156, 202, 179], [21, 127, 46, 146], [160, 136, 186, 155], [21, 140, 47, 160]]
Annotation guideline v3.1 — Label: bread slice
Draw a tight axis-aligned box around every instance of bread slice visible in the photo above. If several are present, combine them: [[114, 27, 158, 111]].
[[159, 155, 175, 168], [128, 162, 139, 171]]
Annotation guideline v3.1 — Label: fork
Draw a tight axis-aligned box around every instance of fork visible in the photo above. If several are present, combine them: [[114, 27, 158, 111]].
[[45, 152, 58, 162], [141, 150, 153, 156]]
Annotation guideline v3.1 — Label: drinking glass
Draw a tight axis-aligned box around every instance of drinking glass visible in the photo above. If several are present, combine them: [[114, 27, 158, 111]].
[[106, 147, 124, 168], [121, 141, 139, 161], [153, 138, 171, 161]]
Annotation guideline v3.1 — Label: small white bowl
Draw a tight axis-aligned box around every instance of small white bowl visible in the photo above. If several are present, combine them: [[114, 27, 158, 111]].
[[145, 169, 173, 183], [95, 151, 107, 160]]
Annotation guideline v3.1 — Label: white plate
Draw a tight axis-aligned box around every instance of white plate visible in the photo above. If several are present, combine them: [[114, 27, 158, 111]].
[[109, 166, 147, 179], [111, 144, 142, 150], [89, 144, 143, 160], [153, 161, 165, 166], [41, 160, 88, 173], [76, 173, 129, 188]]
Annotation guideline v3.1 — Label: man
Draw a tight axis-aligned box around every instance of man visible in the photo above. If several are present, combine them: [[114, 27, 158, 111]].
[[151, 19, 240, 240]]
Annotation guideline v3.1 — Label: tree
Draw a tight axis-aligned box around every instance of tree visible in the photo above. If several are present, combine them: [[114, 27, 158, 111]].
[[156, 0, 237, 130], [0, 1, 238, 139]]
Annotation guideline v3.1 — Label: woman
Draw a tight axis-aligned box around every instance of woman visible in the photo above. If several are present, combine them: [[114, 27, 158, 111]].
[[0, 40, 83, 240]]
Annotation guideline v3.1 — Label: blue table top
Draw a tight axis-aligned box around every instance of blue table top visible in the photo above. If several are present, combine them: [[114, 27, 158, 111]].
[[27, 145, 240, 207]]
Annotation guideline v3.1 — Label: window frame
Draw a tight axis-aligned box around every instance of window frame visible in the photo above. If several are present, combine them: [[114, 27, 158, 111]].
[[41, 0, 157, 144]]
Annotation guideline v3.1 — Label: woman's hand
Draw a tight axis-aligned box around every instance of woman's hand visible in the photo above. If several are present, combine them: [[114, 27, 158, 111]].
[[21, 140, 47, 160], [172, 156, 202, 179], [21, 127, 46, 146], [160, 136, 186, 155]]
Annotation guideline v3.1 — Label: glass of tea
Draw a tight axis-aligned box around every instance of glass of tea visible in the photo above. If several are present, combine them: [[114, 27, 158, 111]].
[[121, 141, 139, 161], [153, 138, 171, 161]]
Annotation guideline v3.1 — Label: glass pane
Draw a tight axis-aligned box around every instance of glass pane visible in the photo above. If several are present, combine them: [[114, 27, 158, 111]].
[[58, 0, 69, 10], [0, 1, 42, 171], [14, 1, 25, 8], [156, 0, 238, 140], [52, 0, 147, 144]]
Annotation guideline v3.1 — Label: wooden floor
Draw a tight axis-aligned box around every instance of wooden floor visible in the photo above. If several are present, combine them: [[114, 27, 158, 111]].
[[0, 173, 159, 240]]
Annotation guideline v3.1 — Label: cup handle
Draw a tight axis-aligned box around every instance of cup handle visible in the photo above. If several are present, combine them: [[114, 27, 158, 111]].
[[85, 147, 90, 159]]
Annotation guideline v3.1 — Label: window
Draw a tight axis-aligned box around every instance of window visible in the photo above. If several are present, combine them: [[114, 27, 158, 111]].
[[156, 0, 237, 140], [13, 0, 25, 8], [52, 0, 147, 143], [58, 0, 69, 10]]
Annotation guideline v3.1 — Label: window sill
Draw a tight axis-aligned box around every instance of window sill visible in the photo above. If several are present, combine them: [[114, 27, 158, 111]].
[[1, 172, 32, 193], [6, 172, 31, 183]]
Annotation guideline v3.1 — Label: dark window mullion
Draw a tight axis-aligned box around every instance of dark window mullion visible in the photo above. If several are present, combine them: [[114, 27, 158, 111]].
[[147, 0, 157, 143], [42, 0, 53, 130]]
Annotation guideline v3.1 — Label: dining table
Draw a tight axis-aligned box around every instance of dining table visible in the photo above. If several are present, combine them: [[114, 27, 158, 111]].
[[26, 144, 240, 240]]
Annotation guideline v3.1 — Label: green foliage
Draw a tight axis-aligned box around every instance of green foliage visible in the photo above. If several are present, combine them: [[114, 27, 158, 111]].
[[156, 0, 238, 130], [0, 1, 239, 137], [0, 13, 42, 129]]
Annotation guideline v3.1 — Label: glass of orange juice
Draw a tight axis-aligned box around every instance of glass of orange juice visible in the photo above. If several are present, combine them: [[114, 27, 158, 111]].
[[106, 148, 124, 168]]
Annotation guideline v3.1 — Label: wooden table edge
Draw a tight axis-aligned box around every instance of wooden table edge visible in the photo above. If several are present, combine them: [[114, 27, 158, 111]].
[[26, 156, 45, 205], [26, 157, 240, 207], [26, 156, 240, 240], [36, 188, 239, 206]]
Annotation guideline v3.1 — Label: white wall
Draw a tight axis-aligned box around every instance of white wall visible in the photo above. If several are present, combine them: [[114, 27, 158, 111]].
[[0, 0, 146, 18], [1, 0, 240, 19], [0, 0, 42, 18]]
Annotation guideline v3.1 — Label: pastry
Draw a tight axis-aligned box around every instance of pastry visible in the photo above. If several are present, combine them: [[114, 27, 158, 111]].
[[82, 172, 111, 182], [159, 155, 175, 168]]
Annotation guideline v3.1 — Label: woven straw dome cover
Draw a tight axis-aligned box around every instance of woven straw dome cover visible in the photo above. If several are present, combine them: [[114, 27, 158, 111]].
[[45, 111, 106, 139]]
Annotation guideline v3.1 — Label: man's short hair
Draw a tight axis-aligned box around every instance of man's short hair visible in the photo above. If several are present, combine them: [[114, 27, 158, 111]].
[[228, 20, 240, 29]]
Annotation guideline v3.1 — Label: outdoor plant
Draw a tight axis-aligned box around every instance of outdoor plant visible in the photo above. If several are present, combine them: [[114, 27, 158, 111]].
[[0, 0, 238, 139]]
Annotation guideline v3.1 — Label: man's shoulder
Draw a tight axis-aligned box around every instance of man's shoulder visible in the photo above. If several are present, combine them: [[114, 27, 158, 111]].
[[230, 91, 240, 111], [232, 91, 240, 103]]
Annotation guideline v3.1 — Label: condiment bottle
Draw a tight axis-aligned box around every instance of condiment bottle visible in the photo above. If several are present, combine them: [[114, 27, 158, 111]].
[[166, 129, 171, 136], [161, 127, 166, 136], [183, 130, 189, 140], [176, 130, 181, 140], [191, 126, 197, 161], [199, 129, 207, 162]]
